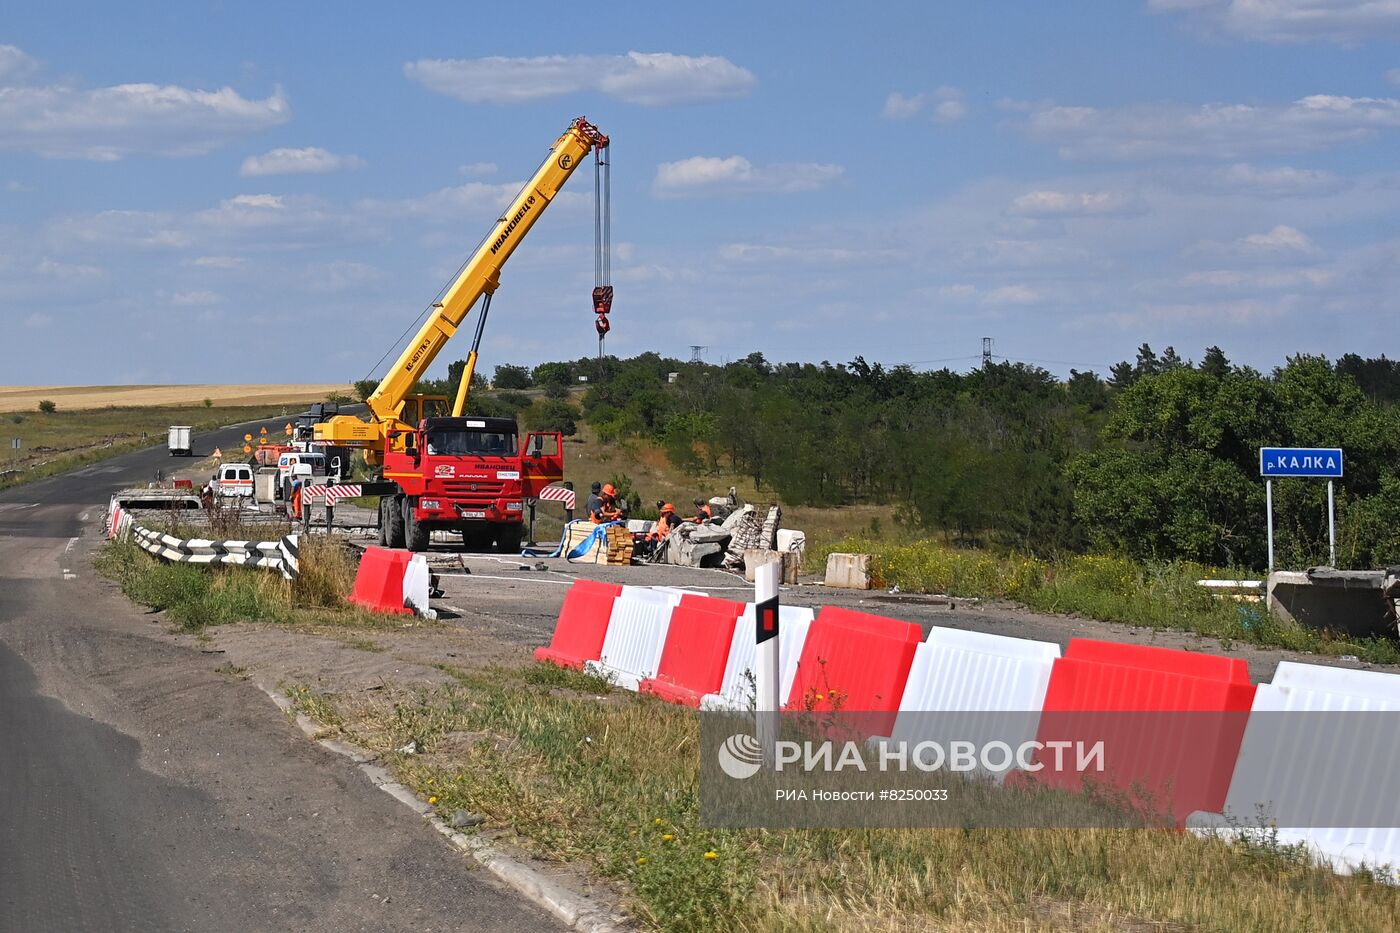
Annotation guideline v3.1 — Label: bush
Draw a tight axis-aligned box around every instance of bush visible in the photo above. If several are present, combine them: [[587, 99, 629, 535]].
[[37, 399, 55, 413], [353, 379, 378, 403], [493, 364, 533, 389], [526, 399, 580, 436]]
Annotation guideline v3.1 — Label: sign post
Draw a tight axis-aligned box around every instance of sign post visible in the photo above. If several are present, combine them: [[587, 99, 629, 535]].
[[753, 561, 781, 768], [1259, 447, 1344, 571]]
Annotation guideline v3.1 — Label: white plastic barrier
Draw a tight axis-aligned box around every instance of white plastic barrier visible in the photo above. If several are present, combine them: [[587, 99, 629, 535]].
[[585, 587, 684, 691], [700, 605, 814, 712], [402, 554, 435, 620], [1189, 661, 1400, 879], [880, 627, 1061, 778]]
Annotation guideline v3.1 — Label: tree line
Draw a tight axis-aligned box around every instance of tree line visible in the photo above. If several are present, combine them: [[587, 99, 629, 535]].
[[365, 346, 1400, 570]]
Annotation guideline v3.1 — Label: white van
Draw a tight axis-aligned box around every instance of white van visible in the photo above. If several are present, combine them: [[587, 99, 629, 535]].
[[213, 463, 254, 498], [276, 451, 327, 500]]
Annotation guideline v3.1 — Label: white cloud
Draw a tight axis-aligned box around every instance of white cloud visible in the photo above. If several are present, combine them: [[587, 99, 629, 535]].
[[1182, 267, 1334, 287], [240, 147, 364, 177], [169, 290, 220, 306], [24, 311, 51, 328], [1149, 0, 1400, 44], [1009, 189, 1146, 217], [35, 257, 102, 278], [405, 51, 755, 106], [1024, 94, 1400, 161], [653, 156, 843, 197], [1193, 223, 1320, 258], [718, 243, 891, 264], [186, 255, 245, 269], [1205, 162, 1345, 195], [0, 45, 289, 160], [882, 92, 925, 120], [6, 180, 30, 192], [459, 162, 497, 176], [936, 283, 1043, 305], [881, 86, 967, 122], [0, 45, 37, 82]]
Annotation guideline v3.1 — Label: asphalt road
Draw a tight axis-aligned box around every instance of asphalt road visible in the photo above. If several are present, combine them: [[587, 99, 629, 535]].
[[0, 419, 561, 932]]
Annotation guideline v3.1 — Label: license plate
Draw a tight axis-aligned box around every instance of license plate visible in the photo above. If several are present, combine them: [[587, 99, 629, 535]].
[[460, 510, 486, 519]]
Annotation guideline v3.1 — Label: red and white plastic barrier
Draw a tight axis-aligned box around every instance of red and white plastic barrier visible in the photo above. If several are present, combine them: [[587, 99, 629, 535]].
[[535, 578, 1400, 875]]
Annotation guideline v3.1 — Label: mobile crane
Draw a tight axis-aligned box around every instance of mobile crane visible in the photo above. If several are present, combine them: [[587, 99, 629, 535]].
[[315, 117, 612, 552]]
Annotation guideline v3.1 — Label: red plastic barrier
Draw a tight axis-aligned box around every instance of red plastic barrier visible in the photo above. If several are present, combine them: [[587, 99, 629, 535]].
[[640, 599, 743, 706], [784, 607, 921, 738], [1027, 638, 1256, 826], [347, 547, 412, 616], [534, 579, 624, 669]]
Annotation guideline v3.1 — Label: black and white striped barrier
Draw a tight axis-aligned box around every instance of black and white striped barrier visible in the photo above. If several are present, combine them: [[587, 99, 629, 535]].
[[130, 525, 301, 581]]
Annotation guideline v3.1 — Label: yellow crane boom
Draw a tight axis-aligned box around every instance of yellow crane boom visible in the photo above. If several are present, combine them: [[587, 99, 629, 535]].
[[316, 117, 610, 456]]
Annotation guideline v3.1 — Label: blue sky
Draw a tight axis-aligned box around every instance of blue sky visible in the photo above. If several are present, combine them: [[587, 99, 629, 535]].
[[5, 1, 1400, 384]]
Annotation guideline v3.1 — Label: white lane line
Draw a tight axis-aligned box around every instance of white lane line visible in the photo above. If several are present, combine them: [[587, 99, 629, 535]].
[[64, 536, 78, 555], [78, 510, 90, 522], [434, 572, 574, 586], [0, 503, 38, 512], [62, 571, 76, 580]]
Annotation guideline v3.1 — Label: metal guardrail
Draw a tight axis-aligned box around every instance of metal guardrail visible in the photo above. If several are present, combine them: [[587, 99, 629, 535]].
[[125, 521, 300, 580]]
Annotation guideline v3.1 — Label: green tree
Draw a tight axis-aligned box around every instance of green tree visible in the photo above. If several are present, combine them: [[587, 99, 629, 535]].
[[525, 399, 579, 436], [353, 379, 378, 402], [37, 400, 55, 413], [493, 364, 532, 389]]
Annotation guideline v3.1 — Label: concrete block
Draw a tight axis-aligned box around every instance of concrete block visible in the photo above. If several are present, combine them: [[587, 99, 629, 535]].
[[776, 528, 806, 563], [744, 548, 797, 584], [825, 552, 874, 590]]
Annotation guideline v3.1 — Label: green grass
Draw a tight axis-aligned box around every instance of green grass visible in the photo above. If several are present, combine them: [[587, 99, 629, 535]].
[[0, 403, 306, 491], [93, 533, 421, 634], [805, 536, 1400, 664], [287, 664, 1400, 933]]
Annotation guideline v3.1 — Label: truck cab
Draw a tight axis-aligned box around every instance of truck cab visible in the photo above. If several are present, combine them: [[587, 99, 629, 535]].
[[213, 462, 254, 497], [381, 416, 563, 552]]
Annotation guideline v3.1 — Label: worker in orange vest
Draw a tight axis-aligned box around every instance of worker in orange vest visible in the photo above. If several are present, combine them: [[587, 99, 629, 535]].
[[642, 502, 677, 557], [590, 483, 623, 524]]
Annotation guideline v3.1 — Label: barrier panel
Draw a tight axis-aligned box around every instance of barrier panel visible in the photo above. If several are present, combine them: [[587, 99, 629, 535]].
[[883, 628, 1061, 776], [1025, 639, 1255, 826], [640, 595, 744, 706], [534, 579, 623, 669], [1189, 661, 1400, 878], [585, 587, 685, 691], [701, 605, 814, 712], [347, 546, 413, 615], [785, 607, 921, 738]]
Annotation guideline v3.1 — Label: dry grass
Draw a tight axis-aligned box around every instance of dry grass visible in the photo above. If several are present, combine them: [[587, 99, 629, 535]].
[[0, 384, 352, 412], [291, 666, 1400, 933]]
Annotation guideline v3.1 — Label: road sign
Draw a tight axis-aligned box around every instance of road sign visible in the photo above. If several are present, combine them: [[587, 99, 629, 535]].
[[10, 438, 19, 450], [260, 426, 268, 435], [285, 423, 294, 436], [243, 444, 252, 454], [1260, 447, 1343, 478], [244, 433, 253, 442], [1259, 446, 1344, 571]]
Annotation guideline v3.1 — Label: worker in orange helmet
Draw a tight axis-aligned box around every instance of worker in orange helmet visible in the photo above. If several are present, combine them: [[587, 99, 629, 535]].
[[590, 482, 623, 524], [642, 502, 678, 557]]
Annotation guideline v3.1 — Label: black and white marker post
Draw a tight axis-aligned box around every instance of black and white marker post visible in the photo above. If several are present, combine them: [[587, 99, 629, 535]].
[[754, 560, 781, 767]]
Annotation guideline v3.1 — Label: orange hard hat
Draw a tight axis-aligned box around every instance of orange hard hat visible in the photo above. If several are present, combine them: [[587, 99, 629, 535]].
[[661, 502, 675, 514], [602, 483, 617, 496]]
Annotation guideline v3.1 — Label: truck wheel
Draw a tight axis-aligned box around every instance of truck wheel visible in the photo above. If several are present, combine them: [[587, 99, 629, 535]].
[[495, 526, 523, 554], [403, 498, 429, 552], [384, 495, 406, 549]]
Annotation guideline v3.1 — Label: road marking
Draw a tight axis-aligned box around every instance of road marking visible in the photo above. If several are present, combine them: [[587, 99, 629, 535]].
[[62, 570, 76, 580], [435, 572, 574, 587], [0, 503, 38, 512], [78, 510, 90, 522], [64, 536, 78, 555]]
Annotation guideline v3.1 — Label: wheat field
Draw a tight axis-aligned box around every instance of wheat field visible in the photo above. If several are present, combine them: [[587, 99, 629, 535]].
[[0, 384, 351, 412]]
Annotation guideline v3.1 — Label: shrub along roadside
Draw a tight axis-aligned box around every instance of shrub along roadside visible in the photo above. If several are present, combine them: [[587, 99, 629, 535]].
[[287, 663, 1400, 933], [805, 536, 1400, 664]]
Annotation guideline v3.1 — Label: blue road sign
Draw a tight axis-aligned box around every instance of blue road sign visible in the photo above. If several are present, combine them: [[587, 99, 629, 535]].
[[1259, 447, 1343, 478]]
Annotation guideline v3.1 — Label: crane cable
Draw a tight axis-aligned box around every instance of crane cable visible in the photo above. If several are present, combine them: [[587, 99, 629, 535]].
[[592, 139, 613, 348]]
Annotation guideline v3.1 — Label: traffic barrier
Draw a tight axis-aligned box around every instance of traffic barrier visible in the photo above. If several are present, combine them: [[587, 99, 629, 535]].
[[700, 605, 814, 712], [534, 579, 624, 669], [347, 546, 413, 615], [785, 607, 921, 738], [129, 523, 300, 580], [585, 587, 685, 690], [884, 628, 1061, 777], [640, 595, 744, 706], [1189, 662, 1400, 878], [1025, 639, 1255, 825]]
